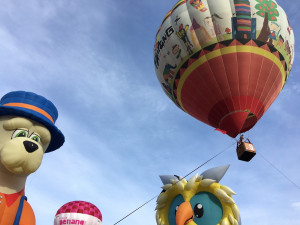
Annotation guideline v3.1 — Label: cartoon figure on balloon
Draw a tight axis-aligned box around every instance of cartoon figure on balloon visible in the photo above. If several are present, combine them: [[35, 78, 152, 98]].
[[176, 24, 194, 55], [0, 91, 64, 225], [163, 63, 177, 87], [172, 44, 183, 61], [267, 21, 281, 45], [189, 0, 207, 12], [161, 63, 177, 97], [204, 14, 224, 41]]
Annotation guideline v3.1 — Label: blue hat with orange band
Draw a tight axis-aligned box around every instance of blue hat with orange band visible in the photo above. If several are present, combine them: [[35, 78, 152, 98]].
[[0, 91, 65, 153]]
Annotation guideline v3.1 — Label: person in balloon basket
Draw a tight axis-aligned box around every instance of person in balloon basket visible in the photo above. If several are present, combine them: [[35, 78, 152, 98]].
[[0, 91, 64, 225], [238, 134, 245, 145], [238, 134, 251, 146]]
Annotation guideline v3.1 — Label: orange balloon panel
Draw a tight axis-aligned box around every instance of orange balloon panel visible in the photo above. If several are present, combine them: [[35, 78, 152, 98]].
[[174, 40, 285, 137]]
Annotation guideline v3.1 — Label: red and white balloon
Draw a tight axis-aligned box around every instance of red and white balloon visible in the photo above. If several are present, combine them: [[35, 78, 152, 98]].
[[54, 201, 102, 225]]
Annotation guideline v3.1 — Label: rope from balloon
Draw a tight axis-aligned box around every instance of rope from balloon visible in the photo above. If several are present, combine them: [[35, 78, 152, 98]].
[[113, 141, 236, 225], [114, 142, 300, 224], [257, 152, 300, 190]]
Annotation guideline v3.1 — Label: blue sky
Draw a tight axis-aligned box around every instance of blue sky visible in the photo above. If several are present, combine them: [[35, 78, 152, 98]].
[[0, 0, 299, 224]]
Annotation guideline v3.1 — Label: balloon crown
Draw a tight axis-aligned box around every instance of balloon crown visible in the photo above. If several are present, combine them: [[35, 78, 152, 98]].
[[56, 201, 102, 221]]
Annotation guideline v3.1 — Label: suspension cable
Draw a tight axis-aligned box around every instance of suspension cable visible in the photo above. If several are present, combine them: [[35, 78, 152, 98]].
[[258, 152, 300, 190], [113, 141, 235, 225]]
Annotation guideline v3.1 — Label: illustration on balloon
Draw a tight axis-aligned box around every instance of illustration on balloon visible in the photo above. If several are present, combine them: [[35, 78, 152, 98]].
[[154, 0, 294, 138]]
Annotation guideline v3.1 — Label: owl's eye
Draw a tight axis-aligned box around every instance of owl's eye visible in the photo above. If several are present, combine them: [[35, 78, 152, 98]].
[[12, 129, 29, 139], [194, 203, 204, 218], [190, 192, 223, 224]]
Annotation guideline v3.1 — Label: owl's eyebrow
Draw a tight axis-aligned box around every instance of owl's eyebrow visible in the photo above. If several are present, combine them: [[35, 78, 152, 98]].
[[3, 117, 33, 130]]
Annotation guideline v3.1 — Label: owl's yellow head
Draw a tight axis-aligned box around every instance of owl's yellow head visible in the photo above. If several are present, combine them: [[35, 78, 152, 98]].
[[155, 165, 241, 225]]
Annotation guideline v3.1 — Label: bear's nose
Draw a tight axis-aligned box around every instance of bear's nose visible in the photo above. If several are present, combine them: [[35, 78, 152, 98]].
[[23, 141, 38, 153]]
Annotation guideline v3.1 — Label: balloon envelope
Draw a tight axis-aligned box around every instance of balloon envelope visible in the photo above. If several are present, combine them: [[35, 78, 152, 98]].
[[54, 201, 102, 225], [154, 0, 294, 137]]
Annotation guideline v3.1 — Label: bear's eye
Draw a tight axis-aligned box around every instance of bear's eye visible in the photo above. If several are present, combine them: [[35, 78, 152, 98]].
[[29, 134, 41, 143], [12, 129, 29, 139]]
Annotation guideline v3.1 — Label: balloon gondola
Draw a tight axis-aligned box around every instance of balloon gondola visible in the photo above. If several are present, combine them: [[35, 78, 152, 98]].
[[154, 0, 294, 161], [236, 134, 256, 162]]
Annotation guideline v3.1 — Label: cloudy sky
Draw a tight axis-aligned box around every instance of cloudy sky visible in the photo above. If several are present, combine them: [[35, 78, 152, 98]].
[[0, 0, 299, 224]]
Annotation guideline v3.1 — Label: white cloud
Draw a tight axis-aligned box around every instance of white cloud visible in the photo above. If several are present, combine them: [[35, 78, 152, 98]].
[[292, 202, 300, 211], [0, 0, 300, 225]]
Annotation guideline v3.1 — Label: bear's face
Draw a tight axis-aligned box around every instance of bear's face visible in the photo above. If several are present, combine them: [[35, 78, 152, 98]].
[[0, 116, 51, 175]]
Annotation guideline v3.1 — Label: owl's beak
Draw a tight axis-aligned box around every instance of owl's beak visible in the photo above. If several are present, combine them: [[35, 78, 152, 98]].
[[176, 201, 194, 225]]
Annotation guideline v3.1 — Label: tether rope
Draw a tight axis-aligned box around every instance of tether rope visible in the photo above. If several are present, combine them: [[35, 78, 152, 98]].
[[113, 141, 235, 225], [113, 140, 300, 224], [258, 151, 300, 190]]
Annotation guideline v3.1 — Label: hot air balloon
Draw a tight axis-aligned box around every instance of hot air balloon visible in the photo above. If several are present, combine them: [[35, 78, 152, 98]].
[[54, 201, 102, 225], [154, 0, 294, 139]]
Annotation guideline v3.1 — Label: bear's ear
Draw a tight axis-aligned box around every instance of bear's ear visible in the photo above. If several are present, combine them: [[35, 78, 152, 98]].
[[200, 165, 230, 183]]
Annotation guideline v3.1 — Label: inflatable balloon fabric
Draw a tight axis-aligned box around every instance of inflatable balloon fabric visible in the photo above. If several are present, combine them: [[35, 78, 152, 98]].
[[54, 201, 102, 225], [154, 0, 294, 138], [156, 165, 241, 225]]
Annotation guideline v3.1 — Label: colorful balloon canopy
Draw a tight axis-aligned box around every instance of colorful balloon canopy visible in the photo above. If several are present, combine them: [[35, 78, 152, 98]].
[[154, 0, 294, 137], [54, 201, 102, 225]]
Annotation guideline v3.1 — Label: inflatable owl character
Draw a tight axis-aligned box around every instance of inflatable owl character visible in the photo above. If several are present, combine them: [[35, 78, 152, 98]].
[[156, 165, 241, 225]]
